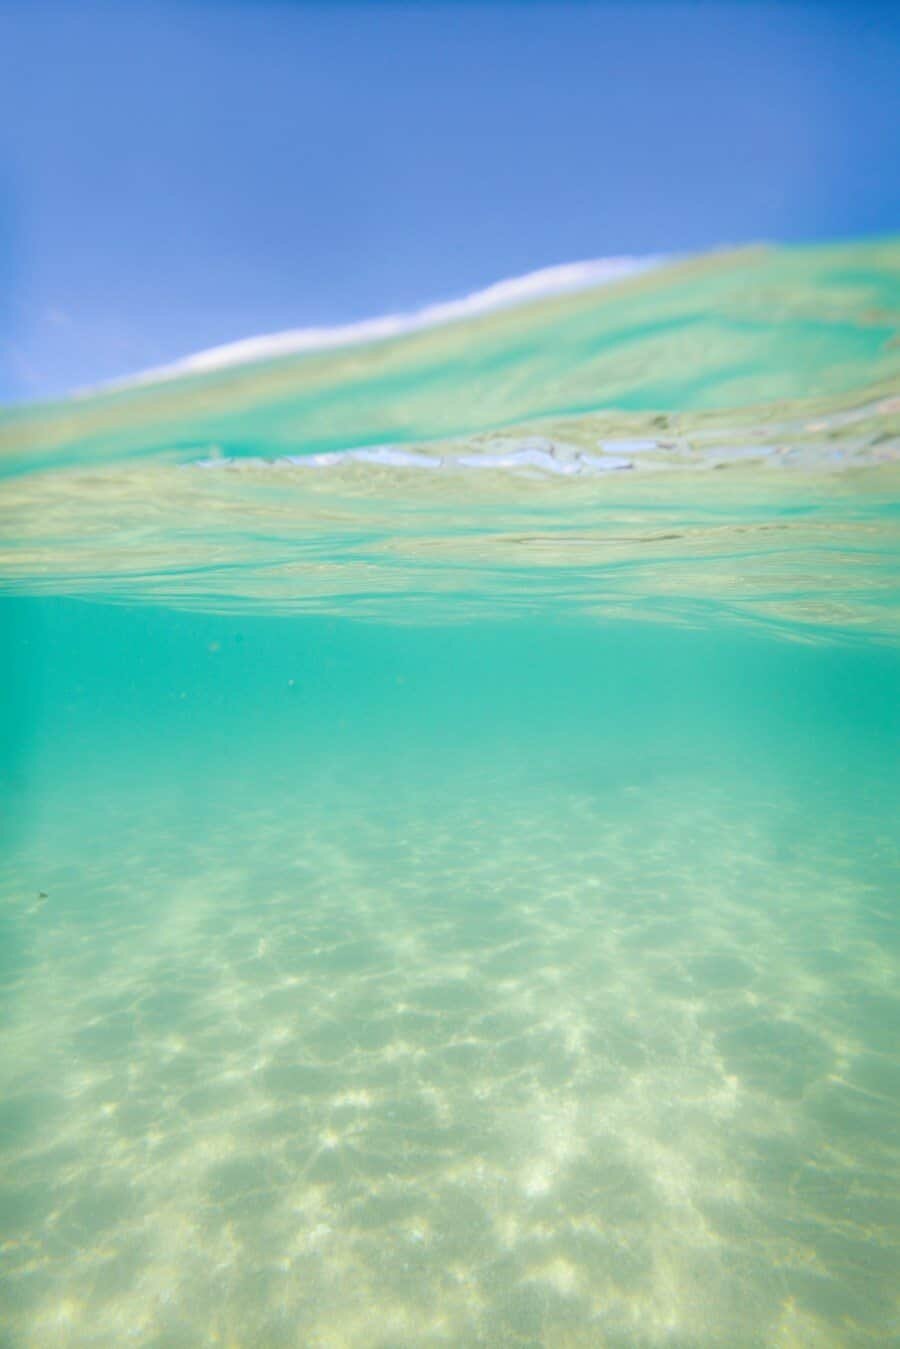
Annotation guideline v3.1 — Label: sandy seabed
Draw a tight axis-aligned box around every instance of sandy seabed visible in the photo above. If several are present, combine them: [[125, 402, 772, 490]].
[[1, 769, 899, 1348]]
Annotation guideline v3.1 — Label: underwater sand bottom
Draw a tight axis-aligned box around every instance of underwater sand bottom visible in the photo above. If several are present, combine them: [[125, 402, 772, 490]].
[[1, 773, 898, 1347]]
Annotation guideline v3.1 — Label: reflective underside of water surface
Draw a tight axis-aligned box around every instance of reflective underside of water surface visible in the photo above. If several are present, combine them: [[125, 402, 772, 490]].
[[1, 241, 899, 1346]]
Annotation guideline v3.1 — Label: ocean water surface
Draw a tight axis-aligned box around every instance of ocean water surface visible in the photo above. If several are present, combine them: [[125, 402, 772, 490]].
[[1, 240, 899, 1346]]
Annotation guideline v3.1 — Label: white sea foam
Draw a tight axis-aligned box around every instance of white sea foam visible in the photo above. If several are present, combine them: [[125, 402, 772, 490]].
[[194, 438, 636, 476], [109, 255, 662, 390]]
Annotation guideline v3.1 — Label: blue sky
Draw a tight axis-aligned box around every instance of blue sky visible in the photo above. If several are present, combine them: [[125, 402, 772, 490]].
[[1, 0, 898, 402]]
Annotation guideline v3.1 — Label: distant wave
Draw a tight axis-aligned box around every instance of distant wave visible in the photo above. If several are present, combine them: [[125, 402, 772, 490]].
[[113, 255, 662, 389], [7, 238, 896, 489], [3, 238, 898, 636]]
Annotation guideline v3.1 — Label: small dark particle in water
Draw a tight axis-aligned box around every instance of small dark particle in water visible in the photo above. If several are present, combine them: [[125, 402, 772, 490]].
[[38, 892, 48, 899]]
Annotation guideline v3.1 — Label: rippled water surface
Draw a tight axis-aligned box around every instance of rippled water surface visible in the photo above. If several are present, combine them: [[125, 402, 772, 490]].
[[1, 241, 899, 1346]]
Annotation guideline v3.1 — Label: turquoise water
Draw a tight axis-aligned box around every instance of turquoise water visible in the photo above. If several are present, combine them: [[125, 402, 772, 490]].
[[1, 242, 899, 1346]]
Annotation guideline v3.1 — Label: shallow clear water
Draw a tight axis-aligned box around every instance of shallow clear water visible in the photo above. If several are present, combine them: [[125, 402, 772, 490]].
[[1, 242, 899, 1346]]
